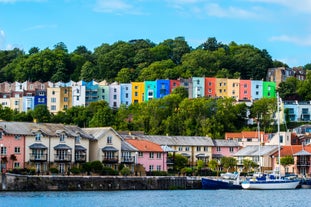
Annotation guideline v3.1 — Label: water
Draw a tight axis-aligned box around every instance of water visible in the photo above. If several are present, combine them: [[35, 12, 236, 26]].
[[0, 189, 309, 207]]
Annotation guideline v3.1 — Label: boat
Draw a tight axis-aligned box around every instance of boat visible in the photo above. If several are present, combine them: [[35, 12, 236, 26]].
[[202, 172, 242, 189], [300, 178, 311, 189], [241, 93, 300, 190]]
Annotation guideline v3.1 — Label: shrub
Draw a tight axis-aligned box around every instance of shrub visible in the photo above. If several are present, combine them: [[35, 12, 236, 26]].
[[50, 167, 59, 174], [70, 167, 81, 175], [101, 167, 118, 175], [90, 160, 103, 174], [120, 167, 131, 176]]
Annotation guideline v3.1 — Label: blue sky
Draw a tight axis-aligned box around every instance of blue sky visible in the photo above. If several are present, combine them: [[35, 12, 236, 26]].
[[0, 0, 311, 67]]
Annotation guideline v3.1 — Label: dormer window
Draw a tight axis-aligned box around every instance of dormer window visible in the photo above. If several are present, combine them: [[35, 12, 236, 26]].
[[75, 135, 80, 144], [60, 134, 66, 142], [35, 133, 41, 141], [15, 135, 21, 140]]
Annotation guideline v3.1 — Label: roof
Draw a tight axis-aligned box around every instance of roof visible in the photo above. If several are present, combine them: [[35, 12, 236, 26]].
[[83, 127, 123, 141], [0, 121, 93, 139], [29, 143, 47, 149], [233, 145, 278, 157], [132, 135, 214, 146], [273, 145, 311, 156], [102, 146, 118, 152], [75, 145, 86, 151], [161, 145, 176, 152], [121, 141, 138, 152], [125, 139, 163, 152], [225, 131, 264, 139], [213, 139, 240, 147], [54, 144, 72, 150]]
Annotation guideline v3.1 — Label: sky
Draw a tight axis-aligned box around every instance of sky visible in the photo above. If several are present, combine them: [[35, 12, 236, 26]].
[[1, 0, 311, 67]]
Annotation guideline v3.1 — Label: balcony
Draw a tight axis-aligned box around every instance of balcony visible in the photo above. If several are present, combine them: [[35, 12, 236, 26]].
[[29, 153, 47, 162], [75, 154, 86, 163], [121, 156, 135, 163], [54, 154, 72, 162], [102, 156, 118, 163], [296, 161, 311, 166]]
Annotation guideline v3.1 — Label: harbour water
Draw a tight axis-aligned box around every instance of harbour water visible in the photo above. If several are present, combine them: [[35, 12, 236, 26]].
[[0, 189, 309, 207]]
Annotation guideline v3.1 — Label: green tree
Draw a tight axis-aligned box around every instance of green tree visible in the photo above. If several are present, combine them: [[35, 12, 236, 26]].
[[277, 77, 300, 100], [169, 153, 188, 171], [31, 104, 51, 123], [250, 98, 276, 132], [243, 159, 259, 173], [221, 157, 238, 172], [280, 155, 294, 174]]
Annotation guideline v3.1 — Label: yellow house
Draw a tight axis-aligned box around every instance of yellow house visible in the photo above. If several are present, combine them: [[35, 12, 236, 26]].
[[131, 82, 144, 104], [215, 78, 228, 98], [9, 96, 23, 112], [47, 87, 72, 114], [227, 79, 240, 100]]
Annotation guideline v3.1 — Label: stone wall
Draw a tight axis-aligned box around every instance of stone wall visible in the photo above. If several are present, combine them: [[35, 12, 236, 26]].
[[1, 174, 201, 191]]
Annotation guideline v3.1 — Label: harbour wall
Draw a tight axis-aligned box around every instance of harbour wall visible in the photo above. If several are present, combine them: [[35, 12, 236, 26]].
[[1, 173, 201, 191]]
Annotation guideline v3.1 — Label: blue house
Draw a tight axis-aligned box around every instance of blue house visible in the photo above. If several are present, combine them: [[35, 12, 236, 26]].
[[156, 80, 170, 99], [144, 81, 156, 102], [120, 83, 132, 107], [34, 89, 47, 107]]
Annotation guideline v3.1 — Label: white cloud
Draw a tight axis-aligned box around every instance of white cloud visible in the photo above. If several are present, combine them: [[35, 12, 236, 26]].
[[93, 0, 144, 15], [246, 0, 311, 13], [269, 34, 311, 46]]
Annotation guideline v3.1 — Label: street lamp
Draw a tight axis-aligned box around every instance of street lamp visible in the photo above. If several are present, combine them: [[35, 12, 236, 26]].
[[0, 144, 3, 174]]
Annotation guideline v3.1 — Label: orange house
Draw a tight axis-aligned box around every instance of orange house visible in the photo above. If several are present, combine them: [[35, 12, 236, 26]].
[[169, 80, 180, 93], [205, 77, 216, 97]]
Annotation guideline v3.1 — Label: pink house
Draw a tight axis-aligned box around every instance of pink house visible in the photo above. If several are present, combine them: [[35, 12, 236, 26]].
[[125, 139, 167, 172], [169, 80, 180, 93], [0, 123, 26, 172], [239, 80, 251, 101], [212, 139, 240, 159]]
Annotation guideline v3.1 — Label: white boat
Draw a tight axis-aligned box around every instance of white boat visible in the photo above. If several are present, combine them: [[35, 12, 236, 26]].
[[241, 93, 300, 190]]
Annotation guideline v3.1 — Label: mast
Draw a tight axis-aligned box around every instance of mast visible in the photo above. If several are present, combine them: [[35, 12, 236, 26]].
[[277, 92, 281, 178], [258, 120, 261, 172]]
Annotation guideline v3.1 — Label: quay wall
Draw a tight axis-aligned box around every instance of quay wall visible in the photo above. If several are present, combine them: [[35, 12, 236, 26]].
[[1, 174, 201, 191]]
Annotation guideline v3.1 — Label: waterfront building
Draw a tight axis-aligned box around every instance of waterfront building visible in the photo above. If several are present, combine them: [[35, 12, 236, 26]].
[[225, 131, 264, 147], [120, 83, 132, 107], [72, 81, 86, 107], [109, 82, 121, 108], [239, 79, 251, 101], [216, 78, 227, 98], [192, 77, 205, 98], [292, 145, 311, 176], [212, 139, 240, 161], [263, 81, 276, 98], [156, 79, 170, 99], [97, 80, 110, 104], [47, 86, 72, 114], [169, 79, 180, 93], [82, 80, 99, 106], [131, 82, 144, 104], [144, 80, 156, 102], [125, 138, 167, 173], [204, 77, 216, 98], [227, 78, 240, 100], [251, 80, 263, 100], [284, 100, 311, 122]]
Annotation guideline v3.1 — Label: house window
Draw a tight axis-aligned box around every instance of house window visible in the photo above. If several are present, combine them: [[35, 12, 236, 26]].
[[247, 138, 252, 142], [229, 147, 234, 152], [125, 93, 128, 98], [113, 95, 117, 100], [208, 82, 212, 86], [15, 147, 20, 154], [60, 134, 66, 142], [51, 105, 56, 110], [64, 89, 68, 94], [107, 136, 112, 144], [76, 96, 80, 101], [149, 165, 154, 171], [216, 147, 221, 152], [1, 146, 7, 155], [156, 153, 161, 159], [178, 146, 183, 151], [114, 88, 117, 93], [64, 97, 68, 102], [52, 91, 55, 95], [156, 165, 161, 171], [135, 92, 138, 96], [14, 162, 20, 168], [149, 152, 154, 159], [197, 146, 201, 152], [256, 85, 259, 89], [244, 84, 247, 88], [138, 152, 143, 157], [135, 86, 138, 89], [51, 98, 56, 103], [75, 136, 80, 144], [35, 133, 41, 141], [204, 147, 209, 152], [280, 135, 283, 143], [185, 146, 190, 151]]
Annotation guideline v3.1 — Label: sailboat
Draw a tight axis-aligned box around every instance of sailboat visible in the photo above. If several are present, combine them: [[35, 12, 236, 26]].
[[241, 93, 300, 190]]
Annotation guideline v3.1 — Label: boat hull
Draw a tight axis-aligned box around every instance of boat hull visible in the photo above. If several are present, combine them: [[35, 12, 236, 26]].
[[241, 180, 300, 190], [202, 178, 242, 190]]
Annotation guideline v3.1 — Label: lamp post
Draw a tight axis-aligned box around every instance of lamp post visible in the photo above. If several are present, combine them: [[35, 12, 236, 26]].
[[0, 144, 3, 174]]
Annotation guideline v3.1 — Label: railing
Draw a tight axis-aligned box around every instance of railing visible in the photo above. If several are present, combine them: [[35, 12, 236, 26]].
[[75, 154, 86, 162], [121, 156, 135, 163], [296, 161, 311, 166], [102, 156, 118, 163], [54, 154, 72, 162], [29, 153, 47, 161]]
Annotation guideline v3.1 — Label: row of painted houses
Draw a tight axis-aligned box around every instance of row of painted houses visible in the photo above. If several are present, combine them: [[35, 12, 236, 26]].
[[0, 78, 276, 114], [1, 121, 311, 176]]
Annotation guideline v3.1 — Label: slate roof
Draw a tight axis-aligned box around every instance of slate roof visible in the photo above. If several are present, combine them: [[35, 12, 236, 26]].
[[135, 135, 214, 146], [213, 139, 240, 147], [0, 121, 93, 139], [121, 141, 138, 151], [233, 145, 278, 157], [83, 127, 123, 141]]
